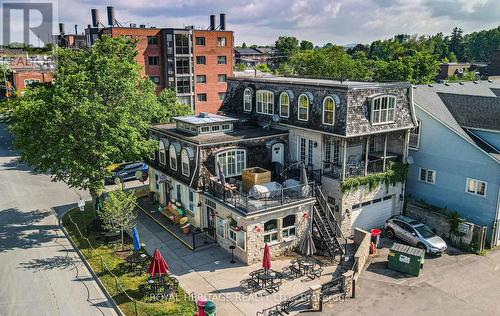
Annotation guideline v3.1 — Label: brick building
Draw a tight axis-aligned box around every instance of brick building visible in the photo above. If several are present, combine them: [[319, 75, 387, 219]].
[[85, 7, 233, 113], [0, 54, 54, 94]]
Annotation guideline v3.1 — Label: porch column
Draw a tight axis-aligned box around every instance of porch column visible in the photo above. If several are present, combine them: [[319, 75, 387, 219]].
[[403, 130, 410, 161], [364, 136, 370, 176], [383, 133, 388, 171], [342, 139, 347, 180]]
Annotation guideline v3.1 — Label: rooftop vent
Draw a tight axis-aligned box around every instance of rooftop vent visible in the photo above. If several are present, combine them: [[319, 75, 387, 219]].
[[198, 112, 209, 118], [139, 24, 146, 28], [473, 81, 478, 84], [445, 82, 450, 86], [459, 81, 464, 85], [488, 79, 493, 83], [428, 84, 433, 87]]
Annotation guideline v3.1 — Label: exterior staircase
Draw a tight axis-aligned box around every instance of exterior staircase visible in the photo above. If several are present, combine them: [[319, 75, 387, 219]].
[[312, 185, 347, 262]]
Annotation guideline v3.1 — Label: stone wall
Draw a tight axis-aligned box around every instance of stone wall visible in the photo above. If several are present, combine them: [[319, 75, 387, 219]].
[[352, 228, 371, 281]]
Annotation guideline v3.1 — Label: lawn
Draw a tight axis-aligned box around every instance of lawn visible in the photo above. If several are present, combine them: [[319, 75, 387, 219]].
[[61, 203, 196, 316]]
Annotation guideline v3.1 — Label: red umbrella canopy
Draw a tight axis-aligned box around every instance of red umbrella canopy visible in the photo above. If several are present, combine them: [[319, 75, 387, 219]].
[[262, 243, 271, 270], [149, 248, 169, 277]]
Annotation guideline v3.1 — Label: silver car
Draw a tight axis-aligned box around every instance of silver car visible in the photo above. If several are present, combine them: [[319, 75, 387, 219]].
[[384, 215, 447, 255]]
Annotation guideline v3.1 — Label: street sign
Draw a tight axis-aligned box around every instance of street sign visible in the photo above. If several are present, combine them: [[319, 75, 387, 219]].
[[157, 174, 168, 184]]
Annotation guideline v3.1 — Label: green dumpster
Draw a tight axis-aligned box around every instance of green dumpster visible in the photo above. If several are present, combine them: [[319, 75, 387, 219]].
[[387, 243, 425, 276]]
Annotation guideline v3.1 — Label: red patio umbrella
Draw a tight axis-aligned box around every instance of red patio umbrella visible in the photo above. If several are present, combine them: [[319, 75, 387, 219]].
[[149, 248, 169, 278], [262, 243, 271, 271]]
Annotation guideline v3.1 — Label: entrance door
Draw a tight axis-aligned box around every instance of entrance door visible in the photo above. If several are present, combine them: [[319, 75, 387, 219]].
[[272, 143, 284, 165]]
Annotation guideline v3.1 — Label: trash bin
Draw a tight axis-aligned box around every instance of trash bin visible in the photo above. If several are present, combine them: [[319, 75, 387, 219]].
[[204, 300, 216, 316], [387, 242, 425, 277], [371, 228, 381, 248]]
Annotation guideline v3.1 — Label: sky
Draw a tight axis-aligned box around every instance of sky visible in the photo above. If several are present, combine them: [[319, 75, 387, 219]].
[[5, 0, 500, 47]]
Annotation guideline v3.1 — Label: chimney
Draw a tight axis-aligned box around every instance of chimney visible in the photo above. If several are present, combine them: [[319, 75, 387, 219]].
[[139, 24, 146, 28], [106, 6, 115, 26], [219, 13, 226, 30], [74, 24, 78, 35], [91, 8, 99, 27], [59, 23, 65, 34], [130, 23, 136, 28], [209, 15, 215, 30]]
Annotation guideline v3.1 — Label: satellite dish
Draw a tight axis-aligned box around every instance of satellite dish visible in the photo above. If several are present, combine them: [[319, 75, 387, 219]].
[[272, 114, 280, 122]]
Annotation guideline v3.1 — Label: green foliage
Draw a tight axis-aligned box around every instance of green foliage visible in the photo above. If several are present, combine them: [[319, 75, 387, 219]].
[[274, 63, 295, 76], [373, 51, 439, 84], [234, 63, 247, 71], [100, 188, 138, 250], [156, 88, 192, 123], [300, 40, 314, 51], [449, 27, 464, 61], [273, 36, 299, 65], [241, 42, 247, 48], [9, 36, 163, 198], [255, 63, 271, 73], [447, 69, 478, 82], [463, 26, 500, 61], [341, 162, 408, 192], [447, 211, 465, 237]]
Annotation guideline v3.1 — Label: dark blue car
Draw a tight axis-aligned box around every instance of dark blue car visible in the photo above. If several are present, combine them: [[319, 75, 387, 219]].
[[105, 161, 149, 184]]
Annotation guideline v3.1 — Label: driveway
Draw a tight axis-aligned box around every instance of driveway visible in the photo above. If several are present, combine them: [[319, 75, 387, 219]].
[[318, 237, 500, 316], [0, 124, 117, 316]]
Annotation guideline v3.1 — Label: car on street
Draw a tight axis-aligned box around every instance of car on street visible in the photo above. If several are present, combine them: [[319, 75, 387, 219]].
[[105, 161, 148, 184], [384, 215, 447, 255]]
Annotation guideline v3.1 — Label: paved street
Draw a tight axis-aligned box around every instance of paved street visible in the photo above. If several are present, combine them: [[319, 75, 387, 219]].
[[316, 238, 500, 316], [0, 124, 117, 316]]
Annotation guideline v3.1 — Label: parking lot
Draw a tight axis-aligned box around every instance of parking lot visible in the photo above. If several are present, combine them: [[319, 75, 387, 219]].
[[318, 237, 500, 316]]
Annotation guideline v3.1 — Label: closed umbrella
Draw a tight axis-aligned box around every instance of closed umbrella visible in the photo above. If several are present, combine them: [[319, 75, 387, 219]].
[[132, 227, 141, 252], [149, 248, 169, 280], [300, 229, 316, 257], [300, 163, 308, 185], [262, 243, 271, 271], [217, 161, 226, 187]]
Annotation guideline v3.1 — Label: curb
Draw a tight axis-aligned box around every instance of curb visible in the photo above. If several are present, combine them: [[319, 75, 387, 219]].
[[54, 207, 125, 316]]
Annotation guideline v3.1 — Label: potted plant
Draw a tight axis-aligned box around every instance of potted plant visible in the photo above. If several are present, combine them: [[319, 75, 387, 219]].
[[180, 217, 191, 234]]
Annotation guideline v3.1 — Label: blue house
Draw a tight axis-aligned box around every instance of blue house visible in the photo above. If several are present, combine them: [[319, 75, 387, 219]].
[[407, 81, 500, 246]]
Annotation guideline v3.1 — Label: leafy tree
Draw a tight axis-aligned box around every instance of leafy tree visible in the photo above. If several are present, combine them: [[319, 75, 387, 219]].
[[449, 27, 465, 61], [100, 188, 137, 251], [346, 44, 369, 56], [274, 63, 294, 76], [273, 36, 299, 65], [300, 40, 314, 51], [448, 52, 458, 62], [323, 43, 334, 48], [156, 88, 191, 123], [9, 35, 164, 207], [235, 63, 247, 71], [463, 26, 500, 61], [241, 42, 247, 48], [255, 63, 271, 73]]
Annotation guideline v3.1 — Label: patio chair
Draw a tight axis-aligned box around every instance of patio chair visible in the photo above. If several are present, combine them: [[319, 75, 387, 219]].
[[307, 266, 323, 280], [240, 278, 262, 294], [266, 278, 282, 293]]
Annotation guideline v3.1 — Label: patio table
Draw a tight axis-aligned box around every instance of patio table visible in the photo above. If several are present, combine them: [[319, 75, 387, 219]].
[[256, 270, 282, 293], [297, 257, 315, 274]]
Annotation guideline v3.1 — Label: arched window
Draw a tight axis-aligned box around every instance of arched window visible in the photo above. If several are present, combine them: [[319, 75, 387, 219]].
[[279, 92, 289, 118], [159, 141, 166, 165], [243, 88, 252, 112], [298, 94, 309, 121], [216, 149, 246, 177], [181, 149, 190, 176], [256, 90, 274, 115], [263, 219, 278, 243], [282, 215, 296, 238], [322, 96, 335, 125], [371, 95, 396, 124], [169, 144, 177, 171]]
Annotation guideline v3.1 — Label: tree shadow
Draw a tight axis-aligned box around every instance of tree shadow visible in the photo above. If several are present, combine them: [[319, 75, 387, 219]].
[[19, 255, 73, 271], [0, 208, 57, 253]]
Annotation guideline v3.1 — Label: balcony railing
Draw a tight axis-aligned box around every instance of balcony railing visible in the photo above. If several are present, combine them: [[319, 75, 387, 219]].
[[200, 176, 315, 214], [323, 156, 401, 180]]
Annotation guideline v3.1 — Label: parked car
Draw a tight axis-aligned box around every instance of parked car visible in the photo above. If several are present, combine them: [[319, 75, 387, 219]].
[[384, 215, 447, 255], [105, 161, 148, 184]]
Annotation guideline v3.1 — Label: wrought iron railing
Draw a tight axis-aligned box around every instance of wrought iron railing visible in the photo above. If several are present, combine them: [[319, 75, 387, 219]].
[[256, 289, 312, 316]]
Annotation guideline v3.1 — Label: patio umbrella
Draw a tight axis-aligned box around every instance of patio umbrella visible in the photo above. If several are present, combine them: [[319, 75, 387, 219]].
[[132, 227, 141, 252], [262, 243, 271, 271], [299, 228, 316, 257], [149, 248, 170, 279], [300, 163, 308, 185]]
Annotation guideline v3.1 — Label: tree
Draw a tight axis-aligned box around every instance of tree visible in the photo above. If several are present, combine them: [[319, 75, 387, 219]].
[[273, 36, 299, 65], [241, 42, 247, 48], [100, 188, 137, 250], [300, 40, 314, 51], [463, 26, 500, 61], [274, 63, 294, 76], [9, 35, 165, 208], [449, 27, 465, 61], [234, 63, 247, 71], [156, 88, 192, 123], [255, 63, 271, 73]]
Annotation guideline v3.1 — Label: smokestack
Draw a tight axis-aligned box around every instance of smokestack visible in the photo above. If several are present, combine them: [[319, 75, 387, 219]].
[[59, 23, 65, 34], [91, 8, 99, 27], [74, 24, 78, 35], [219, 13, 226, 30], [209, 15, 215, 30], [106, 6, 115, 26]]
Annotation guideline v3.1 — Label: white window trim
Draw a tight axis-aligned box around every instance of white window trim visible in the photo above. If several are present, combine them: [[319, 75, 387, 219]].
[[409, 119, 421, 150], [216, 216, 226, 239], [256, 90, 274, 115], [322, 96, 335, 126], [263, 219, 280, 245], [169, 144, 177, 171], [419, 168, 436, 184], [282, 215, 296, 241], [216, 149, 247, 177], [279, 92, 289, 118], [465, 178, 487, 197], [298, 94, 309, 121], [228, 226, 237, 242], [236, 229, 246, 250], [159, 141, 166, 165], [181, 149, 190, 177], [371, 95, 396, 125], [243, 88, 252, 112]]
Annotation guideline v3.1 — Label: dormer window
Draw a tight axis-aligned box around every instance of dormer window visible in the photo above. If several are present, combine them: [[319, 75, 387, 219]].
[[371, 95, 396, 125], [298, 94, 309, 121], [181, 149, 190, 176], [169, 144, 177, 171], [322, 96, 335, 125], [243, 88, 252, 112], [279, 92, 289, 118], [256, 90, 274, 115]]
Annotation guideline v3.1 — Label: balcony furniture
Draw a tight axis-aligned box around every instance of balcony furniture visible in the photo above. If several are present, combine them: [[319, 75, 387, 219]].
[[242, 167, 271, 192], [161, 202, 182, 224], [240, 277, 262, 294], [248, 181, 282, 200], [306, 266, 323, 280], [256, 270, 283, 294]]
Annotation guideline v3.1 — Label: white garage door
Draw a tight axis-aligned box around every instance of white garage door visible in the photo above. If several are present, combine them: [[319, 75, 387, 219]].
[[351, 197, 393, 230]]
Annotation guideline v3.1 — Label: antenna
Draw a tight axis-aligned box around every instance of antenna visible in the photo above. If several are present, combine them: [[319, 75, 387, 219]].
[[263, 114, 280, 130]]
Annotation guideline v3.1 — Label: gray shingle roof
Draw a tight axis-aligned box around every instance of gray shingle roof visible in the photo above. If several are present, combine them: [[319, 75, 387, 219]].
[[235, 48, 261, 55]]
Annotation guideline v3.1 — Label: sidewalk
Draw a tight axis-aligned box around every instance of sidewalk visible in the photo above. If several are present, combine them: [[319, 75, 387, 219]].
[[135, 210, 344, 316]]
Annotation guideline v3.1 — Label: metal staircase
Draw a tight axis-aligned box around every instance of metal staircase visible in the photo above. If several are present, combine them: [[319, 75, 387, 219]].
[[313, 185, 347, 262]]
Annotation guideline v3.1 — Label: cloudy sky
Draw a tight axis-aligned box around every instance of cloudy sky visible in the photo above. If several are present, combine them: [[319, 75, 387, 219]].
[[8, 0, 500, 46]]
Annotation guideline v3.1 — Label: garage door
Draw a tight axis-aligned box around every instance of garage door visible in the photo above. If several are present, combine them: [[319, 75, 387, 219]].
[[351, 197, 393, 230]]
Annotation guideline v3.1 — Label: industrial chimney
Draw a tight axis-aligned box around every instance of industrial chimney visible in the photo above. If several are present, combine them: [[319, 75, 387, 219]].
[[209, 15, 215, 30], [74, 24, 78, 35], [91, 8, 99, 27], [107, 6, 115, 26], [219, 13, 226, 30], [59, 23, 65, 34]]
